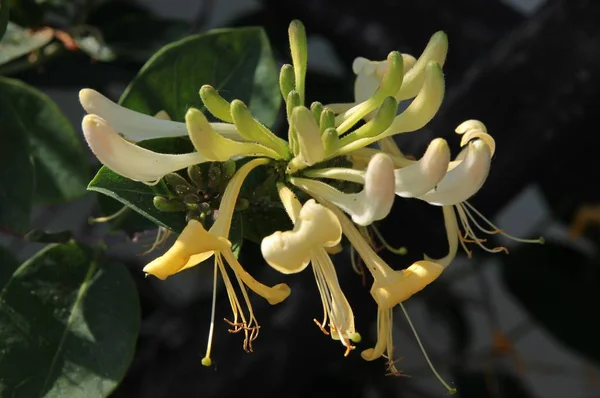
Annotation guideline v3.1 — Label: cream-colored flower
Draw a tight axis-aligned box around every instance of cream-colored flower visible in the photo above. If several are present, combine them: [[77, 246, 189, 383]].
[[261, 185, 360, 354], [144, 158, 290, 365]]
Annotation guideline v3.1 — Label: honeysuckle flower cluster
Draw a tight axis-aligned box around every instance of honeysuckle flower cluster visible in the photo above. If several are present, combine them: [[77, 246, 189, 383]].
[[79, 20, 542, 393]]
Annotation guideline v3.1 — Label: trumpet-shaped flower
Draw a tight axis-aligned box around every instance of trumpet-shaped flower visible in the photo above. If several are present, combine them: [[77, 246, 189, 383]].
[[290, 153, 396, 226], [415, 120, 543, 263], [79, 88, 243, 142], [312, 199, 454, 392], [144, 158, 291, 364], [82, 115, 205, 183], [261, 186, 360, 354]]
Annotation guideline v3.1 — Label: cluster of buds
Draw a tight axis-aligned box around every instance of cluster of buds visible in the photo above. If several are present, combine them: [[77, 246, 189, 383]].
[[79, 20, 543, 393]]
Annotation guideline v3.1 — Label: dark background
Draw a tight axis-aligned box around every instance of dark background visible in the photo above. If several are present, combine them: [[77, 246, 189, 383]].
[[7, 0, 600, 397]]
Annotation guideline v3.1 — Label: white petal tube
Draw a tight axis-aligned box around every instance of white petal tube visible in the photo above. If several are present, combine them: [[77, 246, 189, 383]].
[[291, 153, 396, 226], [395, 138, 450, 197], [79, 89, 243, 142], [261, 199, 342, 274], [82, 115, 205, 182], [418, 140, 492, 206]]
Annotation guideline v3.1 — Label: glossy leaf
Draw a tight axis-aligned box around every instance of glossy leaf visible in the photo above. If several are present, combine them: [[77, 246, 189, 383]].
[[501, 241, 600, 364], [119, 26, 281, 127], [0, 77, 89, 204], [0, 23, 52, 66], [0, 242, 140, 398]]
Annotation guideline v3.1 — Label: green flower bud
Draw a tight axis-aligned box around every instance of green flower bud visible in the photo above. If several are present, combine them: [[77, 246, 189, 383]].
[[199, 85, 233, 123]]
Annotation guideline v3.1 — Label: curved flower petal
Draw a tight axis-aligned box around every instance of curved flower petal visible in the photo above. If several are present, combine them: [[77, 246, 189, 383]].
[[369, 261, 444, 310], [79, 89, 242, 142], [143, 220, 230, 280], [419, 139, 492, 206], [186, 108, 281, 161], [82, 115, 205, 183], [394, 138, 450, 197], [261, 199, 342, 274], [291, 153, 395, 226]]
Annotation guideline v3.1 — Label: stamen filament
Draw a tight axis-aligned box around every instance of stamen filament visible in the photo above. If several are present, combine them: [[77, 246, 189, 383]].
[[202, 257, 219, 367], [399, 303, 456, 394]]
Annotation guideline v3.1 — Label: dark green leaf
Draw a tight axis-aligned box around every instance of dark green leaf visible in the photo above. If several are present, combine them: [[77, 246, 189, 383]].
[[0, 23, 52, 66], [119, 26, 281, 128], [0, 77, 89, 204], [0, 0, 8, 42], [501, 241, 600, 364], [454, 370, 533, 398], [0, 242, 140, 397], [0, 85, 34, 233], [0, 245, 19, 291]]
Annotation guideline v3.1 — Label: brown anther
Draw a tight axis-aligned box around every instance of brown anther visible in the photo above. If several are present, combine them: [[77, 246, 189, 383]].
[[54, 30, 79, 51], [493, 246, 509, 254], [313, 319, 330, 335], [491, 329, 514, 356], [224, 318, 245, 333], [343, 344, 356, 357]]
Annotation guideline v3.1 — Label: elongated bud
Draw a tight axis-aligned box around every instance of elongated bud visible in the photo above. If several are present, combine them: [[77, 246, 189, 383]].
[[398, 31, 448, 100], [310, 101, 324, 123], [153, 196, 187, 212], [355, 96, 398, 139], [230, 100, 264, 142], [292, 106, 325, 167], [187, 165, 205, 190], [199, 85, 233, 123], [288, 20, 308, 104], [164, 173, 193, 195], [286, 90, 301, 119], [321, 127, 340, 156], [279, 64, 296, 101], [230, 99, 290, 157], [336, 51, 404, 134], [319, 108, 336, 134]]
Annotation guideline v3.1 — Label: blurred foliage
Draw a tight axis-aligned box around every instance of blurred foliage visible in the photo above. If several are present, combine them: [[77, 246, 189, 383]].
[[0, 0, 599, 397]]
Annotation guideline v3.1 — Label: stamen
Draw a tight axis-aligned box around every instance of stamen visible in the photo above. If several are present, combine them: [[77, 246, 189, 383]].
[[463, 201, 544, 244], [456, 205, 507, 255], [371, 224, 408, 255], [88, 205, 129, 224], [202, 257, 219, 367], [313, 319, 330, 335], [138, 227, 172, 256], [399, 303, 457, 394]]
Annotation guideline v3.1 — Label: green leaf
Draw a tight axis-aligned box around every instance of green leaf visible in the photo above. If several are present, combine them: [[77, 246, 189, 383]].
[[0, 77, 89, 204], [0, 85, 34, 233], [0, 242, 140, 398], [0, 245, 19, 291], [0, 23, 52, 66], [88, 137, 194, 233], [119, 26, 281, 128], [0, 0, 8, 42], [501, 242, 600, 364]]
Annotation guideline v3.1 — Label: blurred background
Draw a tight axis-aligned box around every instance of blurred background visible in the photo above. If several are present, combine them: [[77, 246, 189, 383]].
[[2, 0, 600, 397]]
